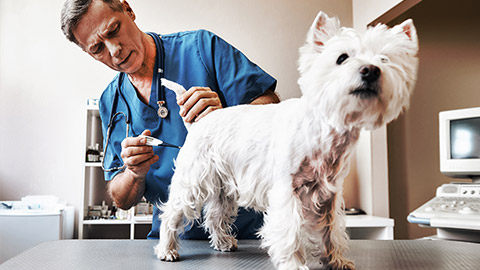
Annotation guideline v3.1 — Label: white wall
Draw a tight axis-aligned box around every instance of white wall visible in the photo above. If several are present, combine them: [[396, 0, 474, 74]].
[[0, 1, 117, 205], [0, 0, 352, 237], [352, 0, 402, 30]]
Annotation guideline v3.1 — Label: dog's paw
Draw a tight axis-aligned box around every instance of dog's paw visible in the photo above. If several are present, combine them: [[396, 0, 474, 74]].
[[154, 245, 179, 261], [212, 236, 238, 252]]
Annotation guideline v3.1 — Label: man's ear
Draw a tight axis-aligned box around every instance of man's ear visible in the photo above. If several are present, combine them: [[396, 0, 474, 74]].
[[122, 0, 135, 20], [306, 11, 341, 50]]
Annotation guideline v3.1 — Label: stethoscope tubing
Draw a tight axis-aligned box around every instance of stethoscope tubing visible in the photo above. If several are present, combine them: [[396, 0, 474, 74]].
[[101, 32, 173, 172]]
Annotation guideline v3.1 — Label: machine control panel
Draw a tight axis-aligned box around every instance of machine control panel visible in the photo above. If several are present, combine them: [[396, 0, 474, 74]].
[[408, 183, 480, 231]]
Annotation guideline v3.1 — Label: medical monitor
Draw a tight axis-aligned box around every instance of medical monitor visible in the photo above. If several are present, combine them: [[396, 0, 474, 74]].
[[439, 107, 480, 183]]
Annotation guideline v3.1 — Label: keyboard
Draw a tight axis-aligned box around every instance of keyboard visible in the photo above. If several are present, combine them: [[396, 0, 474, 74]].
[[408, 183, 480, 230]]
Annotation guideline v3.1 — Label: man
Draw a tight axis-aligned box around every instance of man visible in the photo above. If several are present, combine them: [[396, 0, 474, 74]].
[[61, 0, 279, 239]]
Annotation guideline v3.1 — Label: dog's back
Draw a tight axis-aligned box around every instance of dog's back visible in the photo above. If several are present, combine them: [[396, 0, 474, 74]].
[[171, 98, 304, 211]]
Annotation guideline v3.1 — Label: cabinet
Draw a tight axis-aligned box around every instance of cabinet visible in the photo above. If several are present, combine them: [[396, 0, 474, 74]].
[[346, 215, 394, 240], [79, 101, 153, 240]]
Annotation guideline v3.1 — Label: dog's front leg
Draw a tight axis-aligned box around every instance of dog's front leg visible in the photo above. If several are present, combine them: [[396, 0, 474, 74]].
[[320, 193, 354, 270], [259, 183, 309, 270]]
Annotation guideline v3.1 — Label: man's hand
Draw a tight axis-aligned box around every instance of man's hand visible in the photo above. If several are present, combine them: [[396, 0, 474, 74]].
[[176, 86, 279, 123], [120, 129, 159, 179], [177, 87, 223, 123], [108, 129, 157, 210]]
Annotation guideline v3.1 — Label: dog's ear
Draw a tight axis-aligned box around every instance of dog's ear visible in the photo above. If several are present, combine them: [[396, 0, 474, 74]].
[[307, 11, 341, 50], [393, 19, 418, 46]]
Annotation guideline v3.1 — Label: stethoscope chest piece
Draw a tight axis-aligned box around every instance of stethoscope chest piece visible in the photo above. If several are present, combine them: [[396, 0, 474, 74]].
[[157, 101, 168, 118]]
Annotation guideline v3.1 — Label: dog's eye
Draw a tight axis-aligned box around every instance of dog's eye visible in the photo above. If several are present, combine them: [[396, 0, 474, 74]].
[[380, 57, 389, 64], [336, 53, 349, 65]]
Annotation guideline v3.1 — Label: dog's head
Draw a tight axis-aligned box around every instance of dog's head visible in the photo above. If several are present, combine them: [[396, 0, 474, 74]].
[[298, 11, 418, 130]]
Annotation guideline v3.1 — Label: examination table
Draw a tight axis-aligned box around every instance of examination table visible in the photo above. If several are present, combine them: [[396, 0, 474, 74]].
[[0, 239, 479, 269]]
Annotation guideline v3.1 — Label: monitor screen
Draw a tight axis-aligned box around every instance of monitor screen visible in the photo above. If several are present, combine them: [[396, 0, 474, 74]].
[[450, 117, 480, 159], [439, 107, 480, 181]]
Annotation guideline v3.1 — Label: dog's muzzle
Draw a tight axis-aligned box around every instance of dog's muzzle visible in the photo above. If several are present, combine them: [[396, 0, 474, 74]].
[[350, 65, 381, 99]]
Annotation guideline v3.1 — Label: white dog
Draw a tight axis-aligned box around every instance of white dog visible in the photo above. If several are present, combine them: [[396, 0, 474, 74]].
[[155, 11, 418, 270]]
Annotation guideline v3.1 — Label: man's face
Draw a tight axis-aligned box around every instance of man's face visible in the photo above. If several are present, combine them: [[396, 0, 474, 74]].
[[72, 0, 146, 74]]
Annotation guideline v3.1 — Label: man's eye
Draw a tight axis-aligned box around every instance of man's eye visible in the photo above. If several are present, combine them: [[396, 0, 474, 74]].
[[108, 24, 120, 37], [336, 53, 349, 65], [91, 43, 104, 54]]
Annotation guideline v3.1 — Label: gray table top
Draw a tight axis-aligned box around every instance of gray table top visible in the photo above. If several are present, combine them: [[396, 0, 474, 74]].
[[1, 239, 479, 270]]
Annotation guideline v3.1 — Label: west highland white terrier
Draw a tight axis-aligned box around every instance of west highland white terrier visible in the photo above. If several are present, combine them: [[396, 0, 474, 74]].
[[154, 11, 418, 270]]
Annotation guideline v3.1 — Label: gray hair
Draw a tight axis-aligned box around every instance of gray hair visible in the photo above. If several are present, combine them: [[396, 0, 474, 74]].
[[60, 0, 124, 44]]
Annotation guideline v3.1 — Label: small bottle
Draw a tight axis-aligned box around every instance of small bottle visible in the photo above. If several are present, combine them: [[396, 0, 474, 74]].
[[101, 200, 108, 218], [111, 202, 117, 219], [86, 145, 96, 162], [92, 143, 100, 162]]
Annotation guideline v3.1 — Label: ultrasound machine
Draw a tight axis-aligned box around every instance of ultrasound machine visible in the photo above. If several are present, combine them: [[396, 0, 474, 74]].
[[408, 107, 480, 242]]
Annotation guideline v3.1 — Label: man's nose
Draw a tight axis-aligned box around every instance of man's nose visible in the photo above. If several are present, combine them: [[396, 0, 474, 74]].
[[105, 39, 121, 58]]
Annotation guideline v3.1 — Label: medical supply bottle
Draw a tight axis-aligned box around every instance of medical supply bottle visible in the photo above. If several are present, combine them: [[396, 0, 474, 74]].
[[94, 143, 101, 161], [86, 145, 100, 162], [86, 146, 95, 162]]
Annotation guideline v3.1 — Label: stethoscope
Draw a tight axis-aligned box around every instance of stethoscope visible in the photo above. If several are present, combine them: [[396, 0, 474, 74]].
[[101, 32, 179, 172]]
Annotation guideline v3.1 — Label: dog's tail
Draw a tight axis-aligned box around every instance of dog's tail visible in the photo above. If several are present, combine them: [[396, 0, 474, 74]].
[[161, 78, 191, 130]]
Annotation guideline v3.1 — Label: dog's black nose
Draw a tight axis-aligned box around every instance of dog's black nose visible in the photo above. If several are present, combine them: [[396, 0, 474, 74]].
[[360, 65, 381, 83]]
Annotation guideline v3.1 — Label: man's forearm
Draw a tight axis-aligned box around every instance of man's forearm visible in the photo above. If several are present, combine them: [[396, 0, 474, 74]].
[[107, 170, 146, 210], [250, 88, 280, 105]]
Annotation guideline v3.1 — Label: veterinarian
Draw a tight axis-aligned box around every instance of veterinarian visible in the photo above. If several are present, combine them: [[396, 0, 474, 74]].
[[61, 0, 279, 239]]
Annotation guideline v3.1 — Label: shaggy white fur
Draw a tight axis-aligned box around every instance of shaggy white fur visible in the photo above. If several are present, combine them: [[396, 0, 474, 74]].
[[154, 11, 418, 270]]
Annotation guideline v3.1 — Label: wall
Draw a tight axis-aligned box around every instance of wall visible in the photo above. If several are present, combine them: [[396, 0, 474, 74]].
[[352, 0, 402, 31], [0, 0, 352, 237], [387, 0, 480, 239]]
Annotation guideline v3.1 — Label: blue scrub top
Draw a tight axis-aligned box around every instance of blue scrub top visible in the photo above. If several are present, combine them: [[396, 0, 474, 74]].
[[99, 30, 276, 239]]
